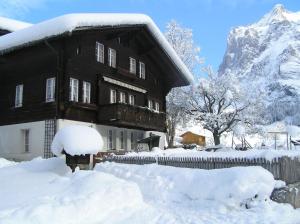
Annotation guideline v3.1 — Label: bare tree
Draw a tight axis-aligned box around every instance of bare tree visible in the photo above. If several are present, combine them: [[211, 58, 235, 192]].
[[189, 67, 263, 145], [165, 20, 203, 147]]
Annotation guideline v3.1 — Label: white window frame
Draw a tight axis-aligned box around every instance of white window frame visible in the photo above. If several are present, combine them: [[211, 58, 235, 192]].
[[69, 78, 79, 102], [155, 102, 160, 112], [129, 57, 136, 74], [108, 130, 113, 150], [45, 77, 56, 103], [119, 92, 126, 104], [15, 84, 23, 108], [148, 99, 153, 109], [129, 94, 135, 105], [110, 89, 117, 104], [108, 48, 116, 68], [96, 42, 104, 63], [139, 61, 146, 79], [82, 81, 91, 104]]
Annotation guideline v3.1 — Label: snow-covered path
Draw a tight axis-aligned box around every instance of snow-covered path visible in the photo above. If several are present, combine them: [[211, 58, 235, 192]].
[[0, 157, 299, 224]]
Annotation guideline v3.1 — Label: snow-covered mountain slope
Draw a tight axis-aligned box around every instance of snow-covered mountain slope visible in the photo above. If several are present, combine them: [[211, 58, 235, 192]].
[[218, 4, 300, 124]]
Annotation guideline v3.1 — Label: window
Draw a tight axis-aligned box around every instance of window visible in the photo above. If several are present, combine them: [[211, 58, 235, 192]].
[[119, 92, 126, 103], [76, 46, 81, 55], [129, 94, 135, 105], [96, 42, 104, 63], [130, 132, 135, 150], [23, 129, 30, 153], [108, 48, 116, 68], [110, 89, 117, 103], [15, 84, 23, 108], [69, 78, 79, 102], [139, 62, 146, 79], [82, 81, 91, 103], [108, 130, 113, 150], [148, 99, 153, 109], [129, 57, 136, 74], [155, 102, 160, 112], [45, 77, 55, 102], [120, 131, 125, 149]]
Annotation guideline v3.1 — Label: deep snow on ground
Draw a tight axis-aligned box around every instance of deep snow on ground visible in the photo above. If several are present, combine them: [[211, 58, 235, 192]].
[[0, 157, 300, 224], [126, 147, 300, 161]]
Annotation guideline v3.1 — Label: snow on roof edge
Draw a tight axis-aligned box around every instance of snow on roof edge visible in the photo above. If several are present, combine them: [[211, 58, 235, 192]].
[[0, 16, 32, 32], [0, 13, 194, 84]]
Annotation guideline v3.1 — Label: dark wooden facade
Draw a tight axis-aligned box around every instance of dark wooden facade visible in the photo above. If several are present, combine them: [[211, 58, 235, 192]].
[[0, 25, 188, 132]]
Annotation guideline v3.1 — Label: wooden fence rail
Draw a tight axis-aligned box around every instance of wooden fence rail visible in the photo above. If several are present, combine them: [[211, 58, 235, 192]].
[[104, 156, 300, 184]]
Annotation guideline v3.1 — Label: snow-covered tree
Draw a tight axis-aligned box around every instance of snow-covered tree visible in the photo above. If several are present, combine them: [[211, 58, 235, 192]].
[[164, 20, 203, 147], [189, 67, 264, 145]]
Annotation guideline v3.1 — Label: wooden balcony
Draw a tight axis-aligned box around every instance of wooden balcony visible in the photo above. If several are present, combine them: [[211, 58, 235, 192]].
[[98, 103, 166, 132]]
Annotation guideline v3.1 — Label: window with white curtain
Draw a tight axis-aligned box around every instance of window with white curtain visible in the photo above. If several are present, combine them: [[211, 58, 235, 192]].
[[139, 61, 145, 79], [15, 84, 23, 108], [129, 57, 136, 74], [82, 81, 91, 103], [148, 99, 153, 109], [108, 48, 116, 68], [69, 78, 79, 102], [119, 92, 126, 103], [45, 77, 55, 102], [129, 94, 135, 105], [155, 102, 160, 112], [96, 42, 104, 63], [110, 89, 116, 103]]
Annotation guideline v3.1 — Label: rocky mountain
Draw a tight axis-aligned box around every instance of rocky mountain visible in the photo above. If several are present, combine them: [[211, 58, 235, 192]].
[[218, 4, 300, 124]]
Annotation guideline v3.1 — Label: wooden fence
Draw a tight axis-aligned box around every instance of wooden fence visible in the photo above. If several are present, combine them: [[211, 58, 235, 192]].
[[104, 156, 300, 184]]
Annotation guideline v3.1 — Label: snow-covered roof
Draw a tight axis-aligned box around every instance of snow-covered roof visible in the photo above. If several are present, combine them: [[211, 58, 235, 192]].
[[0, 16, 32, 32], [0, 13, 194, 84], [51, 125, 104, 156]]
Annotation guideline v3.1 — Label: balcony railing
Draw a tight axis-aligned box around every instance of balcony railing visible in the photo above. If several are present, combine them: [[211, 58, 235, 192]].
[[98, 103, 166, 132]]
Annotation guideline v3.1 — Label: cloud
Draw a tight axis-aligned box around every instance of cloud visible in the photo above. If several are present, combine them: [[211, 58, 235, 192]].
[[0, 0, 49, 18]]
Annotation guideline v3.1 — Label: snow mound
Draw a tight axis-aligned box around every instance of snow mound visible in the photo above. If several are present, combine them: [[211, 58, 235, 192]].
[[0, 158, 299, 223], [51, 125, 104, 156], [0, 158, 16, 168], [0, 158, 148, 224], [96, 163, 276, 206]]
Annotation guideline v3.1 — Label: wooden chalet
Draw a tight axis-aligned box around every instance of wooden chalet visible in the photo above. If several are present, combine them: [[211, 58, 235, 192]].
[[180, 131, 206, 146], [0, 14, 193, 161]]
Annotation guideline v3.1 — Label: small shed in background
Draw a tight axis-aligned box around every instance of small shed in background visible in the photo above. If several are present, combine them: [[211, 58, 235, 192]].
[[180, 131, 206, 146]]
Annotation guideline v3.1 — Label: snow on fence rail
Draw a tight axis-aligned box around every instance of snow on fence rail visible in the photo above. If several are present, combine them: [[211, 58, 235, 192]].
[[104, 156, 300, 184]]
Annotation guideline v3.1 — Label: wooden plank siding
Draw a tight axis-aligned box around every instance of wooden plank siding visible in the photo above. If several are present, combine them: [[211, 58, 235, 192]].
[[0, 26, 184, 131]]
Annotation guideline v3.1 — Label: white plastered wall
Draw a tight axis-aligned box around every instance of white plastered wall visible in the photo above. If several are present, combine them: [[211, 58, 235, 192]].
[[57, 119, 166, 151], [0, 121, 45, 161]]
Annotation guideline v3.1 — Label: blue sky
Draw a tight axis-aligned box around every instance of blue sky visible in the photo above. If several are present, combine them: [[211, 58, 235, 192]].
[[0, 0, 299, 72]]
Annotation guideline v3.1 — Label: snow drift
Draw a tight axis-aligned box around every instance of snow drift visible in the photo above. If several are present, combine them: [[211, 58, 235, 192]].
[[51, 125, 104, 156], [96, 163, 276, 205], [0, 157, 299, 223]]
